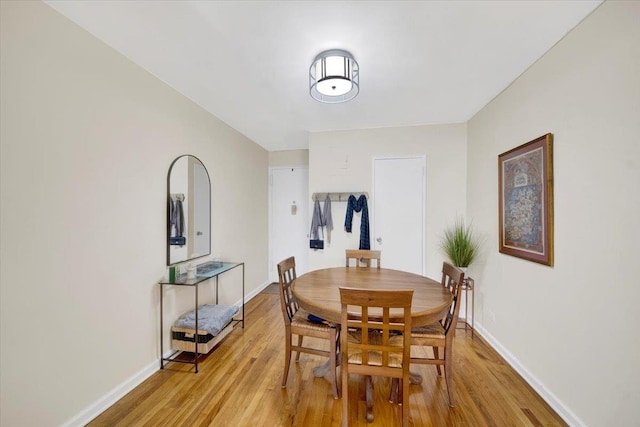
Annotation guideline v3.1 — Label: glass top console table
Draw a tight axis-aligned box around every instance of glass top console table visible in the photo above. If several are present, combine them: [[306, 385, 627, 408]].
[[159, 261, 244, 373]]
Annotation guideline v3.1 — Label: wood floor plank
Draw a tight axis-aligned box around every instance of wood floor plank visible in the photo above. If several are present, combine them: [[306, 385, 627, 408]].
[[88, 292, 567, 426]]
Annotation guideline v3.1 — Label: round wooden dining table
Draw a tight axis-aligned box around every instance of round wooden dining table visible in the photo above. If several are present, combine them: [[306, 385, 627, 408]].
[[292, 267, 452, 328], [292, 266, 453, 385]]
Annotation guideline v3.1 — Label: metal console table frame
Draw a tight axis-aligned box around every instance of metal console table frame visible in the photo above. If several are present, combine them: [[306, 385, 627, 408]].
[[159, 261, 245, 373]]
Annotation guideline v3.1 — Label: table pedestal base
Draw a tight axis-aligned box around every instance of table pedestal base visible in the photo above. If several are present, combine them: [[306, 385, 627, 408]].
[[409, 371, 423, 385], [313, 363, 329, 378]]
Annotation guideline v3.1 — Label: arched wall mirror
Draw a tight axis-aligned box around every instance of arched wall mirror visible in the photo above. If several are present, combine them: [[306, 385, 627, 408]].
[[167, 155, 211, 265]]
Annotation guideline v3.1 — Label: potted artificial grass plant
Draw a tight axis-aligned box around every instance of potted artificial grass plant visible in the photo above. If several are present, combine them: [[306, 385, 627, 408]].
[[441, 216, 479, 271]]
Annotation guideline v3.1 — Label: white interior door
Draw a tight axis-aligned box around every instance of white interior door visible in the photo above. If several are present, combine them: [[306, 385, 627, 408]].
[[372, 157, 425, 275], [269, 167, 309, 282]]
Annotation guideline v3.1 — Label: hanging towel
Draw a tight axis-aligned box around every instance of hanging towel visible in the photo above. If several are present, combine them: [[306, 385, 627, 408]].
[[171, 198, 185, 237], [344, 194, 370, 250], [323, 195, 333, 243], [310, 199, 324, 240]]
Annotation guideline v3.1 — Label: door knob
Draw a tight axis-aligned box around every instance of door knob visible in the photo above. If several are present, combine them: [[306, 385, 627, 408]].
[[376, 237, 382, 244], [196, 231, 203, 236]]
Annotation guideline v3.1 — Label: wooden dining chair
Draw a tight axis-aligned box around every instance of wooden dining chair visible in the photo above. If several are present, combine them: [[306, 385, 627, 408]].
[[406, 262, 464, 407], [339, 287, 413, 427], [345, 249, 381, 269], [277, 256, 340, 399]]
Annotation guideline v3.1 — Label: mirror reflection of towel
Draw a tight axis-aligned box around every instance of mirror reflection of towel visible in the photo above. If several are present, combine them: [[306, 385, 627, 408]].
[[170, 198, 184, 237]]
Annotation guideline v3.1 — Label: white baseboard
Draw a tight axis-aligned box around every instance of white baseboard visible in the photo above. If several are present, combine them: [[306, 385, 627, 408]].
[[473, 322, 585, 427], [63, 279, 271, 426], [237, 280, 271, 306], [60, 357, 160, 427]]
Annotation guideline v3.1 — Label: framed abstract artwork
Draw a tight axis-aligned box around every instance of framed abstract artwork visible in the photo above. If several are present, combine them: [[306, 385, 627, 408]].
[[498, 133, 554, 266]]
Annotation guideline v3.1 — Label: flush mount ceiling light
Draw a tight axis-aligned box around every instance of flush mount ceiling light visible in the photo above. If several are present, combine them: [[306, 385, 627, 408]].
[[309, 49, 359, 103]]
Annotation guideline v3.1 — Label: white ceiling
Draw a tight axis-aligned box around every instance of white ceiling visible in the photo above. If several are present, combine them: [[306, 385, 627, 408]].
[[45, 1, 602, 152]]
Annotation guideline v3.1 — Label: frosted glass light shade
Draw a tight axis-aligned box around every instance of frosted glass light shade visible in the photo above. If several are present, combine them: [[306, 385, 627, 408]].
[[309, 49, 359, 103]]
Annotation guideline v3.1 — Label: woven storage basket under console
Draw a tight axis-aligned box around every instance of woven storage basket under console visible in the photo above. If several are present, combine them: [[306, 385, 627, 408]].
[[171, 322, 234, 354], [171, 304, 239, 354]]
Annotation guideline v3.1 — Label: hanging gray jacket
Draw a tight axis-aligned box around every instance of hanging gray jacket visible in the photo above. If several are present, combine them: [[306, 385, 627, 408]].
[[310, 199, 324, 240]]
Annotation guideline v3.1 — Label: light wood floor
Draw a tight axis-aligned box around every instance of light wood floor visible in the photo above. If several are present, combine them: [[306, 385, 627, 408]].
[[89, 291, 567, 426]]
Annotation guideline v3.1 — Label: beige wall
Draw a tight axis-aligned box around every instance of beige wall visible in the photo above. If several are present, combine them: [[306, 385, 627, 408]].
[[0, 2, 268, 426], [467, 1, 640, 426], [268, 149, 309, 167], [309, 124, 467, 279], [3, 1, 638, 426]]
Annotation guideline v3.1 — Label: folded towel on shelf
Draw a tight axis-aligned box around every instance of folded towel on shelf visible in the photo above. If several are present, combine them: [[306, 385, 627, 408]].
[[174, 304, 239, 336]]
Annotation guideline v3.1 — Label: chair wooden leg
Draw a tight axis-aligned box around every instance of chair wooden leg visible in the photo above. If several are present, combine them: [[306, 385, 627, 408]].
[[433, 346, 442, 376], [365, 375, 374, 423], [282, 331, 292, 388], [402, 375, 410, 427], [330, 328, 339, 399], [295, 335, 303, 361], [388, 378, 398, 403], [341, 359, 349, 427], [444, 347, 455, 407]]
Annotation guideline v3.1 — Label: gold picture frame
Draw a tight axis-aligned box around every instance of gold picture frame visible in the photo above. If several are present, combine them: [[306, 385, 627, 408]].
[[498, 133, 554, 266]]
